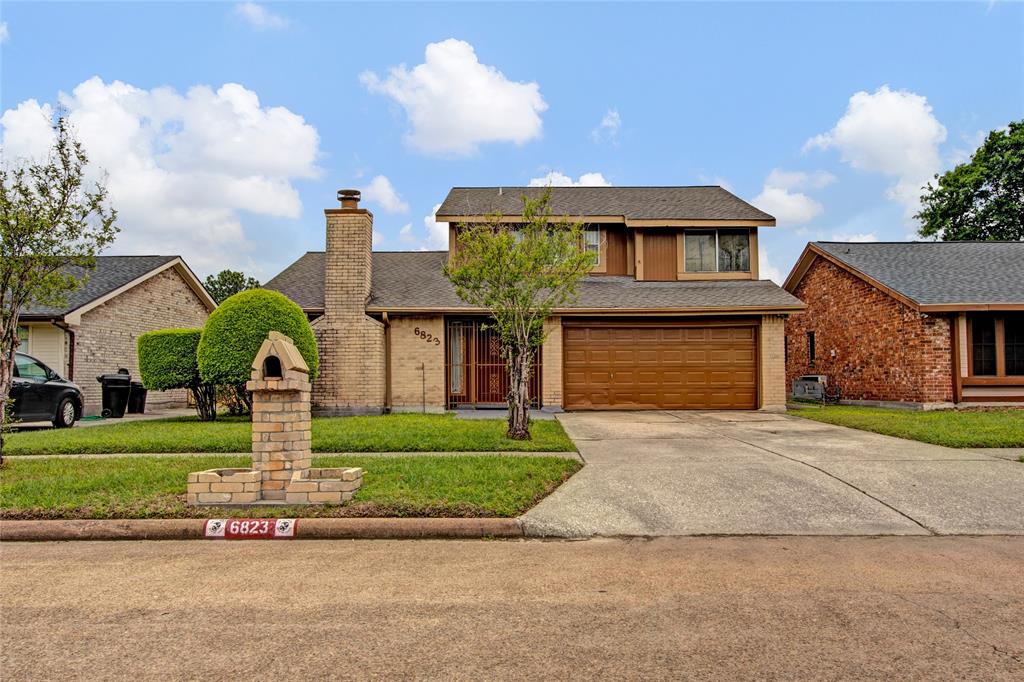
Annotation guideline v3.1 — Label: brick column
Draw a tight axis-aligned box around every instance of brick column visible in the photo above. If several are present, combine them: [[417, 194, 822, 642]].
[[541, 316, 563, 410], [249, 378, 313, 500], [760, 315, 787, 411]]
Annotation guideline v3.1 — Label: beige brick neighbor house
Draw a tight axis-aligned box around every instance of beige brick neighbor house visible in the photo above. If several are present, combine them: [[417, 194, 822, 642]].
[[265, 187, 805, 415], [18, 256, 216, 414]]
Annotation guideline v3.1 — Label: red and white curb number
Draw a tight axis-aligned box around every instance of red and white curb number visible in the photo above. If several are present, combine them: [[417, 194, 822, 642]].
[[204, 518, 297, 539]]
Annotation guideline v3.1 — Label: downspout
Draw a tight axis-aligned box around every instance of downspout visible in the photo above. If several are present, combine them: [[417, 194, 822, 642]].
[[51, 319, 76, 381], [382, 311, 392, 414]]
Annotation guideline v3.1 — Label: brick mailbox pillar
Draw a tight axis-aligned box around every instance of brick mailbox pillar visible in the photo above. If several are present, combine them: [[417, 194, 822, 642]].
[[187, 331, 362, 506]]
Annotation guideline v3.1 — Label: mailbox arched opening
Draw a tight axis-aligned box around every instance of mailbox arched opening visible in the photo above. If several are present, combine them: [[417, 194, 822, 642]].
[[262, 355, 283, 379]]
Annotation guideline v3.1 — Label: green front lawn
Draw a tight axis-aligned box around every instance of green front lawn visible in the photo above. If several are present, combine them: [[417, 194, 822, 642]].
[[0, 454, 583, 519], [791, 405, 1024, 448], [3, 413, 576, 456]]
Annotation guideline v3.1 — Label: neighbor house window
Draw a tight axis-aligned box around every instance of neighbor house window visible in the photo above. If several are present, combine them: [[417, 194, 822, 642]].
[[684, 231, 717, 272], [971, 316, 997, 376], [807, 331, 816, 366], [1003, 315, 1024, 376], [16, 326, 29, 352], [583, 227, 601, 265], [684, 229, 750, 273]]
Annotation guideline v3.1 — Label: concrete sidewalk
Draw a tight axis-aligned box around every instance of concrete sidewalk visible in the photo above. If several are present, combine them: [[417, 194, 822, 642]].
[[522, 411, 1024, 537]]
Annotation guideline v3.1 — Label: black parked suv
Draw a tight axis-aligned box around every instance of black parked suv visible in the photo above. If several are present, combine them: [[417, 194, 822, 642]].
[[10, 352, 83, 428]]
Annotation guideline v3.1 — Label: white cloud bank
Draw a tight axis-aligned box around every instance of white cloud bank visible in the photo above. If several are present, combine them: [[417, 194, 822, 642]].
[[528, 171, 611, 187], [752, 169, 835, 224], [805, 85, 947, 218], [0, 77, 320, 273], [360, 175, 408, 213], [0, 21, 9, 44], [233, 2, 289, 30], [591, 108, 621, 144], [831, 232, 879, 243], [360, 39, 547, 156]]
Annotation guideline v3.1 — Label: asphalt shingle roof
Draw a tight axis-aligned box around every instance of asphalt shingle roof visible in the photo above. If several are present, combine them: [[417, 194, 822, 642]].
[[21, 255, 179, 318], [265, 251, 804, 313], [436, 186, 775, 222], [813, 241, 1024, 306]]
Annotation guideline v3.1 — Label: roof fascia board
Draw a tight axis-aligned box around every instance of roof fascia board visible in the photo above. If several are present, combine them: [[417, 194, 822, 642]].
[[367, 305, 805, 315], [784, 244, 922, 311], [919, 303, 1024, 312], [64, 258, 216, 325], [625, 219, 775, 228], [436, 214, 625, 224]]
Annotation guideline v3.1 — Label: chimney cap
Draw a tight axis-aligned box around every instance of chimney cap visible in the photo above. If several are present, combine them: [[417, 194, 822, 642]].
[[337, 189, 361, 209]]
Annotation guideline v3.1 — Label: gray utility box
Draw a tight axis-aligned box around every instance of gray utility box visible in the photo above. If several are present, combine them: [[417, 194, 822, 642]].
[[792, 375, 828, 400]]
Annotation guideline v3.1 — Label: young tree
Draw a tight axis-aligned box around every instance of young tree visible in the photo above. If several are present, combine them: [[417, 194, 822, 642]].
[[203, 269, 261, 304], [1, 117, 118, 458], [917, 120, 1024, 241], [444, 192, 596, 440]]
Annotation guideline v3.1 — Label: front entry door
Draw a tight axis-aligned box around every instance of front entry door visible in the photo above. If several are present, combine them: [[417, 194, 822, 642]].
[[445, 319, 541, 408]]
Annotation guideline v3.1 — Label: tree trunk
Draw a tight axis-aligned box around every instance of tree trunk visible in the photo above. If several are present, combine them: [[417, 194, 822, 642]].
[[191, 383, 218, 421], [506, 348, 532, 440], [0, 333, 17, 465]]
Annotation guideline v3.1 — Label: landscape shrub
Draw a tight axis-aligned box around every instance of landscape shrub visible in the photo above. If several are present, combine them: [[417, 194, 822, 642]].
[[197, 289, 318, 401], [137, 329, 217, 421]]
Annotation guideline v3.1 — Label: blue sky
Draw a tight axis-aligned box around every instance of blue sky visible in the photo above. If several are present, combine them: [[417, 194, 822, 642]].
[[1, 1, 1022, 282]]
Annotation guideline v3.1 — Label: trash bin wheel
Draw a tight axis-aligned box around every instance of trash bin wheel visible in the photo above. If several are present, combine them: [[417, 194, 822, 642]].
[[101, 408, 112, 418]]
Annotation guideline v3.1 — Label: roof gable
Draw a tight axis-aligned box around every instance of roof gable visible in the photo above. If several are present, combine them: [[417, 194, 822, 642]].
[[21, 255, 216, 320], [785, 242, 1024, 310]]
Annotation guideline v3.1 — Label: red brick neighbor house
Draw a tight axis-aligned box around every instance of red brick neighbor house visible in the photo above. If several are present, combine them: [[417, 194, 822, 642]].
[[18, 256, 216, 414], [265, 187, 805, 415], [784, 241, 1024, 408]]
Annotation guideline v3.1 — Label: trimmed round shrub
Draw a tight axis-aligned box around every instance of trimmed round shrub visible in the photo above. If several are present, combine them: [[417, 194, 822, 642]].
[[138, 328, 203, 390], [198, 289, 318, 385]]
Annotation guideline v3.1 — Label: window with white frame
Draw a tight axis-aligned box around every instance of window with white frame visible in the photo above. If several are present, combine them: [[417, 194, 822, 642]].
[[684, 229, 750, 273], [584, 227, 601, 265]]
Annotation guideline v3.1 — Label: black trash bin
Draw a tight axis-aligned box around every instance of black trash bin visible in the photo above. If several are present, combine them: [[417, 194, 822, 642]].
[[96, 373, 132, 418], [127, 381, 148, 414]]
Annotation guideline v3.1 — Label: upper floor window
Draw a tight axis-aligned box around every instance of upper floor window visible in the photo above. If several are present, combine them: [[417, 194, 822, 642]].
[[583, 227, 601, 265], [684, 229, 750, 273], [17, 326, 29, 352]]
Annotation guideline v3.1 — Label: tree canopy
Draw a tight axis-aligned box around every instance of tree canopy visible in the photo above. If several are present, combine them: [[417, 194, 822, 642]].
[[917, 120, 1023, 241], [203, 269, 261, 305]]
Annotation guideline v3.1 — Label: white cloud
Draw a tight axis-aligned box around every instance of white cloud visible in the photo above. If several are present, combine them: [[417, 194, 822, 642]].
[[398, 223, 415, 245], [233, 3, 289, 30], [0, 77, 320, 273], [831, 232, 879, 243], [805, 85, 947, 218], [591, 108, 621, 144], [360, 175, 408, 213], [372, 230, 385, 248], [751, 169, 835, 224], [758, 247, 784, 285], [0, 21, 9, 44], [528, 171, 611, 187], [423, 203, 447, 249], [360, 39, 547, 156]]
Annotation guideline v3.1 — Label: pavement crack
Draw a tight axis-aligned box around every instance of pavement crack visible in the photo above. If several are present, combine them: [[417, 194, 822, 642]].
[[894, 594, 1024, 666], [685, 418, 940, 536]]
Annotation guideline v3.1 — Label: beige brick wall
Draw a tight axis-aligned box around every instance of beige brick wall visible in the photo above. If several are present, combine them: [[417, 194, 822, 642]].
[[312, 208, 386, 415], [759, 314, 787, 411], [389, 316, 445, 412], [542, 316, 563, 409], [74, 267, 210, 414]]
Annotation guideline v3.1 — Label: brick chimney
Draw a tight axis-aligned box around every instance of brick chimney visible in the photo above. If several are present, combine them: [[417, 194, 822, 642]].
[[313, 189, 386, 415], [324, 189, 372, 317]]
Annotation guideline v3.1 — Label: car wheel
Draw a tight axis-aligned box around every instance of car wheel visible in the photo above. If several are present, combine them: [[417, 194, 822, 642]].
[[53, 398, 78, 428]]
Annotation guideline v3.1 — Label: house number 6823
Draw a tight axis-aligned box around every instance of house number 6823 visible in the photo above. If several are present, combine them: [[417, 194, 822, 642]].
[[413, 327, 441, 345]]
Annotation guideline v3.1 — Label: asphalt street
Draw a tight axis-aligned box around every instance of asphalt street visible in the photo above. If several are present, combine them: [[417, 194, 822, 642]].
[[2, 536, 1022, 680]]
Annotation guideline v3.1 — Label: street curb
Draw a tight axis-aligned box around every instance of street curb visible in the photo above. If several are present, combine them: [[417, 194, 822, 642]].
[[0, 518, 525, 542]]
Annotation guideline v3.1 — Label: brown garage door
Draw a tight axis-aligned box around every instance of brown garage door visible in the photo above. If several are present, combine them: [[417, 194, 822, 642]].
[[563, 324, 758, 409]]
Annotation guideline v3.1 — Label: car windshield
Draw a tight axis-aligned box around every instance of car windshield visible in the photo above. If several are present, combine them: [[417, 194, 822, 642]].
[[15, 354, 50, 380]]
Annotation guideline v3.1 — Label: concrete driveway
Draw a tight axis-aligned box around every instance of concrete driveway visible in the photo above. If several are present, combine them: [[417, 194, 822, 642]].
[[522, 411, 1024, 537]]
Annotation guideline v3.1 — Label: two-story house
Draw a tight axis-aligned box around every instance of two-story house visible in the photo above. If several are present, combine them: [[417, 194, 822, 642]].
[[265, 186, 804, 415]]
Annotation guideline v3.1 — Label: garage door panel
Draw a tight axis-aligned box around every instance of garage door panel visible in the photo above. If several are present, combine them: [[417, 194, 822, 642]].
[[563, 323, 758, 410]]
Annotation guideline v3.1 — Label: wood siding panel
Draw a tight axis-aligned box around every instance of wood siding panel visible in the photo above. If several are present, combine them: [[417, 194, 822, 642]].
[[642, 232, 677, 281], [563, 323, 758, 409], [605, 228, 629, 276]]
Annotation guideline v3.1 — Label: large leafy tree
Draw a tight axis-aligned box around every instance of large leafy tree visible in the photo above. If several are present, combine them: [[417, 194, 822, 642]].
[[444, 192, 596, 440], [1, 117, 118, 458], [917, 120, 1024, 241], [203, 269, 261, 304]]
